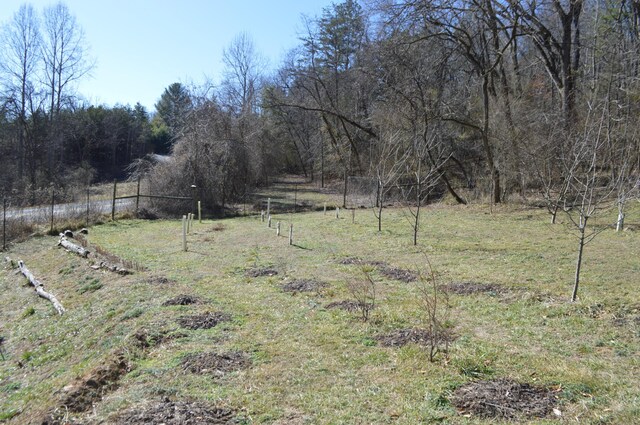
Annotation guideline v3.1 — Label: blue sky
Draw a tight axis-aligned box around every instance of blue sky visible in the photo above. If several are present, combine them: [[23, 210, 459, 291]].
[[0, 1, 336, 111]]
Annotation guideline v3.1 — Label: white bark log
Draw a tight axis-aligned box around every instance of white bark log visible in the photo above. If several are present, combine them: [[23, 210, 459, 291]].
[[58, 235, 89, 258], [17, 260, 65, 315]]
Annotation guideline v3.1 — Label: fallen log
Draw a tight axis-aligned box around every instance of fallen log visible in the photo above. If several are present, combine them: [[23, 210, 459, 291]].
[[58, 234, 89, 258], [17, 260, 65, 315]]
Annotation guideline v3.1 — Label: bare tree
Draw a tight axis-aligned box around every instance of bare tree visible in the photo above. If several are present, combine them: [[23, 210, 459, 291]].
[[371, 131, 410, 232], [558, 102, 621, 302], [0, 4, 41, 182], [221, 32, 265, 121], [42, 2, 92, 119]]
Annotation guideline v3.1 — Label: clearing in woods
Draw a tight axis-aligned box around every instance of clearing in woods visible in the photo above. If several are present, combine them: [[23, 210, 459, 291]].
[[0, 178, 639, 424]]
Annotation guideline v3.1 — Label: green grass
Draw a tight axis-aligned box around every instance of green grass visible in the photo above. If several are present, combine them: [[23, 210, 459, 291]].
[[1, 182, 639, 424]]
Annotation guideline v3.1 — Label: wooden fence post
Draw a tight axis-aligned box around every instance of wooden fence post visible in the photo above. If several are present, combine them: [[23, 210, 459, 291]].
[[352, 208, 355, 224], [276, 221, 281, 236], [336, 207, 340, 219], [261, 211, 265, 222], [268, 215, 272, 228], [324, 203, 326, 215], [198, 201, 202, 223]]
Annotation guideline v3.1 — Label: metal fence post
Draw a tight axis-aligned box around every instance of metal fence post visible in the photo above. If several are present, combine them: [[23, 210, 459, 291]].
[[86, 187, 90, 228], [111, 180, 117, 221], [50, 188, 55, 234], [136, 176, 141, 213], [2, 198, 6, 251]]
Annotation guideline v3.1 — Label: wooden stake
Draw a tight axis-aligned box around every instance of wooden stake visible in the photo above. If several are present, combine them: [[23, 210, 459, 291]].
[[198, 201, 202, 223], [268, 215, 272, 228], [261, 211, 265, 222], [267, 198, 271, 218], [182, 215, 187, 251], [352, 208, 355, 223], [289, 223, 293, 245], [336, 207, 340, 219], [324, 203, 326, 215], [276, 221, 281, 236]]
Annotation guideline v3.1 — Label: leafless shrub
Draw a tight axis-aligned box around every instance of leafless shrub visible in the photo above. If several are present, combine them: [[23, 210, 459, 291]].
[[415, 255, 451, 362], [347, 266, 377, 322]]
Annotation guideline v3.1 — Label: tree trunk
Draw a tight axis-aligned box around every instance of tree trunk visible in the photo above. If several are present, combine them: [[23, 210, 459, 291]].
[[571, 222, 587, 302], [17, 260, 65, 315], [58, 235, 89, 258]]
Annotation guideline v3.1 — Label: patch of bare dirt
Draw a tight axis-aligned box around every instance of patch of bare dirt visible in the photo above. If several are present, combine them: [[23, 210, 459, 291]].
[[59, 351, 131, 413], [451, 378, 558, 420], [377, 265, 418, 283], [177, 312, 231, 330], [441, 282, 505, 295], [245, 267, 278, 278], [377, 328, 453, 347], [325, 300, 367, 312], [282, 279, 327, 293], [114, 400, 236, 424], [210, 223, 226, 232], [163, 294, 202, 306], [181, 351, 250, 376]]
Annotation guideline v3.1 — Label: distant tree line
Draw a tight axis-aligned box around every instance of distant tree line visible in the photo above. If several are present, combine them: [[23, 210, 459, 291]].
[[2, 1, 639, 215]]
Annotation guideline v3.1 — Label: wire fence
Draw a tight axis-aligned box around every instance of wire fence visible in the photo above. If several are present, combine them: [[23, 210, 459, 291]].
[[1, 179, 193, 251]]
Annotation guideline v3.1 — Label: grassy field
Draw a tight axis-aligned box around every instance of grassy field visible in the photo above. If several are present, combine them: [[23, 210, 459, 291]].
[[0, 181, 638, 424]]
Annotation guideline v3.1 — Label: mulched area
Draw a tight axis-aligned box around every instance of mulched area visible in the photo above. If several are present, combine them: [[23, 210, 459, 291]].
[[337, 257, 385, 267], [441, 282, 505, 295], [146, 276, 177, 285], [338, 257, 417, 282], [451, 378, 558, 420], [177, 312, 231, 330], [114, 400, 236, 424], [281, 279, 328, 293], [130, 326, 186, 350], [325, 300, 368, 312], [377, 327, 453, 347], [377, 265, 418, 283], [163, 294, 202, 306], [181, 351, 251, 376], [245, 267, 278, 278]]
